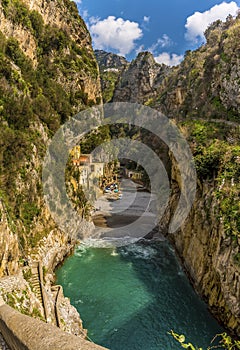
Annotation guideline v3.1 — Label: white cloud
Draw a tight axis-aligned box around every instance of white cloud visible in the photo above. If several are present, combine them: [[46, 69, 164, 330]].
[[154, 52, 183, 66], [90, 16, 143, 56], [143, 16, 150, 23], [148, 34, 172, 53], [185, 1, 239, 42], [72, 0, 82, 4], [89, 16, 100, 25]]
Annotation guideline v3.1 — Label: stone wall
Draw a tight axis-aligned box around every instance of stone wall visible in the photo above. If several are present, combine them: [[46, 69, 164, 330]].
[[0, 304, 108, 350]]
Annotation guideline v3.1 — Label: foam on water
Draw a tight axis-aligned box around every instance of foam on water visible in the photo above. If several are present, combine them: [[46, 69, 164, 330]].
[[81, 236, 140, 248], [119, 243, 157, 260]]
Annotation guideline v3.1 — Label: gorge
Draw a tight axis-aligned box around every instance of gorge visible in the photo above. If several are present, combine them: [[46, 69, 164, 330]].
[[0, 0, 239, 349], [56, 178, 223, 350]]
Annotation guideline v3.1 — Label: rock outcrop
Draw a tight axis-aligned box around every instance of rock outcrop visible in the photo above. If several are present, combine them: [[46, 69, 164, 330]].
[[107, 17, 240, 122], [112, 51, 170, 104], [95, 49, 128, 71], [94, 50, 128, 103]]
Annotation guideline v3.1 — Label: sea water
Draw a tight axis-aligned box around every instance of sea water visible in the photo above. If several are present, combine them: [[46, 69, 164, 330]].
[[56, 239, 222, 350]]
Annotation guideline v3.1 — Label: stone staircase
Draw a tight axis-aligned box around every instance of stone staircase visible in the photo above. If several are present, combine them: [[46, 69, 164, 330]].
[[30, 262, 47, 321], [30, 263, 44, 307]]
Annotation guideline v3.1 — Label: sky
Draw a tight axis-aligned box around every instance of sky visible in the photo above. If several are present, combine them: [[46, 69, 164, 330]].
[[74, 0, 240, 66]]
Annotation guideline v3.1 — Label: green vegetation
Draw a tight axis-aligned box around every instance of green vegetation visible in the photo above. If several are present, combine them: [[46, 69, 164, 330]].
[[170, 330, 240, 350], [146, 17, 240, 121], [180, 120, 240, 251], [22, 268, 32, 282], [80, 125, 110, 153], [3, 289, 45, 320], [101, 70, 120, 102], [2, 0, 32, 28], [0, 0, 100, 253]]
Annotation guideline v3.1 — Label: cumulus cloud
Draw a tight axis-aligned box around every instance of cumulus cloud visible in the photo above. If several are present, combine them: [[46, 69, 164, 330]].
[[90, 16, 143, 56], [185, 1, 239, 42], [154, 52, 183, 66]]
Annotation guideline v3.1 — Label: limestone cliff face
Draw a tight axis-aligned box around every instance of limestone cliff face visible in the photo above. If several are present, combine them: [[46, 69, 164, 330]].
[[146, 17, 240, 120], [112, 51, 170, 104], [25, 0, 101, 102], [0, 0, 101, 275], [95, 50, 128, 71], [0, 200, 19, 277], [159, 154, 240, 336], [0, 0, 101, 102], [0, 0, 101, 335], [95, 50, 170, 104], [0, 3, 37, 63], [94, 50, 128, 103]]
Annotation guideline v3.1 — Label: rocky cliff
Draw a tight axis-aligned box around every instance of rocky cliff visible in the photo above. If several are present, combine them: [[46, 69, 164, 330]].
[[159, 122, 240, 335], [94, 49, 128, 103], [112, 51, 170, 104], [0, 0, 101, 337], [96, 18, 240, 336], [109, 16, 240, 123]]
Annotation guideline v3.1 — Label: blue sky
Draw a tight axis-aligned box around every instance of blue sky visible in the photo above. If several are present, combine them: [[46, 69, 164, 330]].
[[75, 0, 240, 65]]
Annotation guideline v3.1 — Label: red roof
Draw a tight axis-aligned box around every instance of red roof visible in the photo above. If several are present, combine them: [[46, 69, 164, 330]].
[[80, 156, 89, 163]]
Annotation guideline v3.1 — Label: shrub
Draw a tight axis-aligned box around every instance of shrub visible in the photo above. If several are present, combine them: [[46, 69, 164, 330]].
[[29, 10, 44, 39], [39, 26, 70, 55], [5, 37, 33, 75]]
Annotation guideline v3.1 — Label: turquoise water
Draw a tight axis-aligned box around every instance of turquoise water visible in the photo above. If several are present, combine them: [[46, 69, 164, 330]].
[[56, 240, 222, 350]]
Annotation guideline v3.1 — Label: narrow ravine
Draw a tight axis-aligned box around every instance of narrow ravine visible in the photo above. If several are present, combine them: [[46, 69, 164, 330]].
[[56, 178, 223, 349]]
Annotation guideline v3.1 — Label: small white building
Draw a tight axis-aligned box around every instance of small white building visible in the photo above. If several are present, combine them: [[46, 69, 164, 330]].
[[90, 163, 104, 177], [79, 165, 89, 187]]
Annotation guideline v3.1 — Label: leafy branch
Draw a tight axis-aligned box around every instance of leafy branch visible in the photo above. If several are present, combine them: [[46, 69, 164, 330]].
[[169, 330, 240, 350]]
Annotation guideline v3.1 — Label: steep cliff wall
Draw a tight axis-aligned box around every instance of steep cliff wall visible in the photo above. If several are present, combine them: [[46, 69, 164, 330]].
[[0, 0, 101, 275], [160, 141, 240, 336], [97, 50, 170, 104], [112, 51, 170, 104], [0, 0, 101, 338], [94, 49, 128, 103]]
